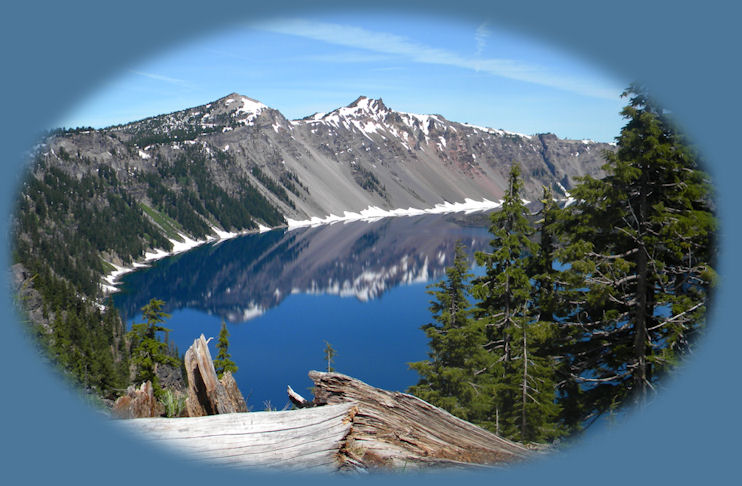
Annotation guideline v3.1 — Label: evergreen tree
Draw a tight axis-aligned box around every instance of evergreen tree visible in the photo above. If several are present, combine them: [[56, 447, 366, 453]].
[[323, 340, 336, 372], [556, 84, 716, 417], [408, 242, 482, 421], [127, 298, 180, 396], [213, 320, 238, 379], [471, 164, 561, 442], [531, 186, 561, 321]]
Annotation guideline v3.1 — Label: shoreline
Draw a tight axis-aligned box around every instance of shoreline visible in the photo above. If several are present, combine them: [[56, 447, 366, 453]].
[[285, 197, 503, 229], [99, 197, 503, 296]]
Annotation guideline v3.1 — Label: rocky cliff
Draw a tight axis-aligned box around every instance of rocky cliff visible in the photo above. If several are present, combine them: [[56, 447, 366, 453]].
[[41, 92, 612, 228]]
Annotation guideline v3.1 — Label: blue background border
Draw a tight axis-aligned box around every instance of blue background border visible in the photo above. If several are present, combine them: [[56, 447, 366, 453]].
[[2, 1, 738, 484]]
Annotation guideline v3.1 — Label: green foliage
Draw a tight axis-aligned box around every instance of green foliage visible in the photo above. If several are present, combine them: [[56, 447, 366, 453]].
[[141, 146, 285, 233], [127, 298, 181, 396], [12, 120, 289, 406], [323, 340, 336, 372], [408, 85, 716, 445], [31, 286, 127, 398], [139, 203, 186, 242], [279, 169, 308, 197], [351, 163, 386, 199], [160, 389, 186, 418], [251, 166, 296, 209], [553, 83, 716, 416], [410, 169, 565, 443], [469, 164, 563, 442], [409, 242, 478, 421], [213, 320, 238, 379], [14, 163, 171, 297]]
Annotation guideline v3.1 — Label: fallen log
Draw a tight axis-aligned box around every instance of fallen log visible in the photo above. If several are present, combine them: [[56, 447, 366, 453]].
[[309, 371, 530, 470], [116, 403, 357, 473], [117, 370, 530, 472]]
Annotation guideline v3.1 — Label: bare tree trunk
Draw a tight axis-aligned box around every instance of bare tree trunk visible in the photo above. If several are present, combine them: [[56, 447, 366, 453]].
[[633, 178, 650, 404], [633, 247, 649, 403]]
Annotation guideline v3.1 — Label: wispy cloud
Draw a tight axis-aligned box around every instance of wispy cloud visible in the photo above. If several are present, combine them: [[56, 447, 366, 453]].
[[258, 19, 618, 100], [129, 70, 191, 87], [475, 22, 490, 56], [303, 52, 394, 63]]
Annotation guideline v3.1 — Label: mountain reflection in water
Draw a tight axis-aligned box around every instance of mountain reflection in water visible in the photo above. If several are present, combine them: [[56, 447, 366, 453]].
[[112, 212, 493, 409]]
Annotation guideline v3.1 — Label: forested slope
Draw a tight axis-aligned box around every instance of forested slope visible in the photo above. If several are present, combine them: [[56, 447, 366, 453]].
[[10, 92, 614, 402]]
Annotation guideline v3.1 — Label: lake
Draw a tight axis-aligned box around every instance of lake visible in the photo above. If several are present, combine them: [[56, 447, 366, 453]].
[[112, 212, 493, 410]]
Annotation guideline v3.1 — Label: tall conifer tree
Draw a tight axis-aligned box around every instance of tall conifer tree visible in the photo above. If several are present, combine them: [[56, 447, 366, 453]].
[[471, 164, 562, 442], [214, 320, 238, 379], [556, 84, 716, 416], [127, 298, 180, 396], [409, 242, 481, 421]]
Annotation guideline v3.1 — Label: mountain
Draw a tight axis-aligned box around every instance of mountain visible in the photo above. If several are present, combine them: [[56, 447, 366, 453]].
[[10, 91, 616, 398], [46, 93, 612, 225], [16, 92, 615, 295]]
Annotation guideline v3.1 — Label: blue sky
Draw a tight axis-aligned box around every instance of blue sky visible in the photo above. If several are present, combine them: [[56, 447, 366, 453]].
[[59, 13, 628, 142]]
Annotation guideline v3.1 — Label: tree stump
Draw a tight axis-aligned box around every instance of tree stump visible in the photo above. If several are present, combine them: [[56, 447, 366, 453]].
[[111, 381, 164, 419], [184, 334, 247, 416]]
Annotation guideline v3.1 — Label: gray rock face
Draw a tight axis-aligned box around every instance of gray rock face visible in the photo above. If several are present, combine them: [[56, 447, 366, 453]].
[[39, 93, 613, 227]]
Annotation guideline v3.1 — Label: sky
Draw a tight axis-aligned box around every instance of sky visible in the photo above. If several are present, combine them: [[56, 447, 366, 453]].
[[58, 13, 628, 142]]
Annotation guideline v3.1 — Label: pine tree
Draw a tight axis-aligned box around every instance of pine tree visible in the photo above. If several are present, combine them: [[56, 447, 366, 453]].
[[323, 340, 336, 372], [214, 320, 238, 379], [127, 298, 180, 396], [556, 84, 716, 417], [408, 242, 482, 421], [531, 186, 561, 321], [471, 164, 562, 442]]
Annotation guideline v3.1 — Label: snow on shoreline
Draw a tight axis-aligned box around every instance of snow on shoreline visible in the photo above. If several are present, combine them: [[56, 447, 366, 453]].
[[285, 198, 502, 229], [99, 198, 503, 295], [100, 226, 252, 295]]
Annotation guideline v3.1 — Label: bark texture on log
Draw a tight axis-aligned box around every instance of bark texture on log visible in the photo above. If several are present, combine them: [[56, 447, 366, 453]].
[[117, 403, 357, 472], [184, 334, 246, 416], [116, 371, 530, 473], [309, 371, 529, 470]]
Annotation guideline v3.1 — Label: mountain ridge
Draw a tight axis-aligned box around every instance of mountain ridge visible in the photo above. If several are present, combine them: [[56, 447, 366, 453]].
[[84, 92, 612, 220], [10, 91, 617, 399], [18, 92, 615, 295]]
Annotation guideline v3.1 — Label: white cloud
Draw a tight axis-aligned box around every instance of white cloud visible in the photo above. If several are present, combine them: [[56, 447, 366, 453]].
[[129, 70, 190, 86], [257, 18, 619, 100], [475, 22, 491, 56], [303, 52, 394, 63]]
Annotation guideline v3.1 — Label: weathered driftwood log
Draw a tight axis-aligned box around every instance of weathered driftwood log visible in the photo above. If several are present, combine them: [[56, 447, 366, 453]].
[[309, 371, 529, 470], [287, 385, 312, 408], [116, 371, 530, 473], [116, 403, 357, 472], [184, 334, 247, 416]]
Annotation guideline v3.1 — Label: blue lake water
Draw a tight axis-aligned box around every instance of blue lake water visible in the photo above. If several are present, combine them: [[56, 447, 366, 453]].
[[112, 212, 493, 410]]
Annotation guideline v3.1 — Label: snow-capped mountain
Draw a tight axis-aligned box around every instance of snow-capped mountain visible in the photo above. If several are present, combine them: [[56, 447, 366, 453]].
[[49, 92, 611, 224]]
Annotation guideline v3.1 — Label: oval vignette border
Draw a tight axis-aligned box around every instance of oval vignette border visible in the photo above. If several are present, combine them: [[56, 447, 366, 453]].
[[1, 1, 738, 485]]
